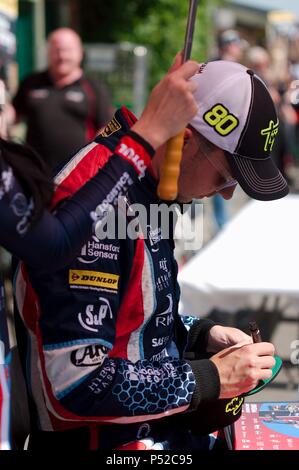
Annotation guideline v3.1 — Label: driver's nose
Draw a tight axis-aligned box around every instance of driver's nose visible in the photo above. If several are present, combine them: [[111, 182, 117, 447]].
[[219, 184, 237, 200]]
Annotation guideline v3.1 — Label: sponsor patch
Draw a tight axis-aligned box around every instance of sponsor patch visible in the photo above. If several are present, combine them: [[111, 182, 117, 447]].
[[88, 362, 116, 395], [147, 225, 162, 252], [152, 336, 169, 348], [78, 298, 113, 332], [150, 349, 168, 361], [156, 258, 171, 292], [116, 142, 147, 175], [90, 172, 133, 221], [69, 270, 119, 290], [98, 116, 121, 137], [155, 294, 173, 327], [78, 236, 120, 264], [225, 396, 244, 415], [261, 119, 279, 152], [71, 344, 108, 367]]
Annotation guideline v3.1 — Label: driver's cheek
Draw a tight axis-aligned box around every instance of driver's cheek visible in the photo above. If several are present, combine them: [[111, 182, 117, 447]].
[[219, 185, 237, 200]]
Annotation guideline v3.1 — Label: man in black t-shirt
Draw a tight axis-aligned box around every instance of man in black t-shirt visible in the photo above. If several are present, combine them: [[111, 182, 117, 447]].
[[13, 28, 113, 170]]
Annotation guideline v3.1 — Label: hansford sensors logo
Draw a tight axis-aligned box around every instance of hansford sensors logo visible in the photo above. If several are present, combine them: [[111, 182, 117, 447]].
[[78, 236, 120, 264]]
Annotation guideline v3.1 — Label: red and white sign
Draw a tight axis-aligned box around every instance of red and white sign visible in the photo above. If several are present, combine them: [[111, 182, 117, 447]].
[[234, 402, 299, 450]]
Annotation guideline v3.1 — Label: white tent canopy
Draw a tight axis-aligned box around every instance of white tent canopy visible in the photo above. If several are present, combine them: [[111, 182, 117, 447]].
[[230, 0, 299, 18], [178, 195, 299, 317]]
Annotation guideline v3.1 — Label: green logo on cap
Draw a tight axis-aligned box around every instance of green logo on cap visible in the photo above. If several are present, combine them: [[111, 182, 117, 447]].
[[261, 119, 279, 152]]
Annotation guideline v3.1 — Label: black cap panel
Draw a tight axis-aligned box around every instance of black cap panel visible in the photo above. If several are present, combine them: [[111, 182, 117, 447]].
[[236, 75, 279, 160]]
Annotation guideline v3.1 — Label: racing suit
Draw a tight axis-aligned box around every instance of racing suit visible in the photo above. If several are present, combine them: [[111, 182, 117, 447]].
[[15, 107, 221, 450], [0, 108, 155, 450]]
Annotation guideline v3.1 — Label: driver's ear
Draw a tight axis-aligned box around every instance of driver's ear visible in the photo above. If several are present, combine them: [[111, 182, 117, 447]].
[[183, 127, 193, 147]]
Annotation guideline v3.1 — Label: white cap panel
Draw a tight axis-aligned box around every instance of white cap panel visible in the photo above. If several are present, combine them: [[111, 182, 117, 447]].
[[189, 61, 252, 153]]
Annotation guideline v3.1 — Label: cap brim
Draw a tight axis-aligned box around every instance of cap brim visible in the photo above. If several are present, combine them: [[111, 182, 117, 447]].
[[227, 153, 289, 201]]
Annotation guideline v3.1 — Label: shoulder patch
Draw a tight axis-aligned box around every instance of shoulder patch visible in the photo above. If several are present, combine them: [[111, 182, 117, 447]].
[[98, 116, 122, 137]]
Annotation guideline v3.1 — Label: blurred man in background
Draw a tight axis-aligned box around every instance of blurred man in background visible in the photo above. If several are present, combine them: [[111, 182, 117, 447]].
[[13, 28, 113, 170], [216, 29, 246, 63]]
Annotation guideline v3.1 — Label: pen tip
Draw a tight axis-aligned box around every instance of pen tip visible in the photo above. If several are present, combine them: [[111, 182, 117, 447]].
[[249, 321, 258, 331]]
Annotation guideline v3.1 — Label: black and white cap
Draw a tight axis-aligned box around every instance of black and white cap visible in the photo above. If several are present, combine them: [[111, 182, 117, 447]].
[[190, 61, 289, 201]]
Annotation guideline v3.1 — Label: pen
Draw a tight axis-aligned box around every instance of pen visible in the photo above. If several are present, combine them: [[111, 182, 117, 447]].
[[249, 321, 262, 343]]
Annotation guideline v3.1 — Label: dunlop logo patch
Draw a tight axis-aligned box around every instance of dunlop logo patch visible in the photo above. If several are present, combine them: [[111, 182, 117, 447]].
[[69, 270, 119, 290]]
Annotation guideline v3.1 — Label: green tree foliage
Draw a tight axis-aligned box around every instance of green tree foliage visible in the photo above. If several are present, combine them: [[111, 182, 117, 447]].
[[80, 0, 221, 87], [79, 0, 153, 43], [123, 0, 219, 86]]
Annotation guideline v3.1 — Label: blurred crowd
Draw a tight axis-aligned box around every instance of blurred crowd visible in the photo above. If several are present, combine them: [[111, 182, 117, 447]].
[[214, 28, 299, 189]]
